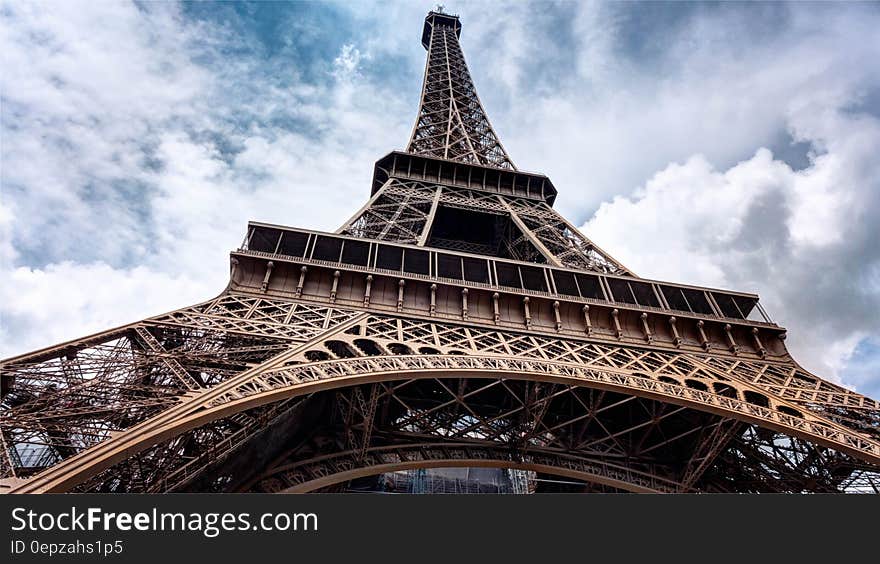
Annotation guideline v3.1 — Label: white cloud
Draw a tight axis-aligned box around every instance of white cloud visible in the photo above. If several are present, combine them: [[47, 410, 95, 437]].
[[0, 1, 212, 266], [583, 102, 880, 383], [333, 43, 365, 78], [0, 1, 418, 357], [459, 2, 880, 221], [0, 262, 207, 357]]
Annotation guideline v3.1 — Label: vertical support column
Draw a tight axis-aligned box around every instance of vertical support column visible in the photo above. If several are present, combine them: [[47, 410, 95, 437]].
[[697, 320, 710, 351], [295, 266, 308, 298], [611, 309, 622, 339], [640, 313, 653, 344], [553, 301, 562, 332], [397, 280, 406, 312], [492, 292, 500, 324], [461, 288, 469, 320], [330, 271, 341, 303], [260, 261, 275, 293], [669, 316, 682, 348], [523, 297, 532, 329], [363, 275, 373, 306], [429, 284, 437, 316], [724, 324, 738, 354], [752, 328, 766, 358], [582, 304, 592, 336]]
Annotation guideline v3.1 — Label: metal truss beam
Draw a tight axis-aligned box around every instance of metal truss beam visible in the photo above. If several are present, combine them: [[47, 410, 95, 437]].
[[5, 306, 879, 493], [407, 15, 515, 169]]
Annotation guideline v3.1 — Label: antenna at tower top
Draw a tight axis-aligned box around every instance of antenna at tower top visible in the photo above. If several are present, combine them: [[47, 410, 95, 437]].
[[435, 4, 445, 14]]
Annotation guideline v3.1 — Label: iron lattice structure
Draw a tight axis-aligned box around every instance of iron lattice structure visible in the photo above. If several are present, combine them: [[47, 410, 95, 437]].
[[2, 11, 879, 494], [407, 15, 514, 169]]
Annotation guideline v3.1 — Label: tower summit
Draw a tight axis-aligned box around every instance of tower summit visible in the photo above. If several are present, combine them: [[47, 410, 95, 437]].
[[2, 11, 879, 494], [408, 10, 514, 169], [421, 10, 461, 49]]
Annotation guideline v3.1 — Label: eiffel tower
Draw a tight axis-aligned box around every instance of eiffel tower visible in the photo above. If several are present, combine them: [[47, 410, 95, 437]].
[[2, 10, 879, 494]]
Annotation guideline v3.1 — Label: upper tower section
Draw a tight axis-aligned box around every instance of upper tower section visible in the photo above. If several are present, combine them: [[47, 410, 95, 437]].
[[421, 10, 461, 49], [406, 11, 516, 170], [337, 11, 628, 276]]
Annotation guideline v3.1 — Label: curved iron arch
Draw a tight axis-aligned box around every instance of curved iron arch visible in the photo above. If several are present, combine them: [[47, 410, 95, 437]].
[[248, 443, 688, 494], [9, 352, 880, 493]]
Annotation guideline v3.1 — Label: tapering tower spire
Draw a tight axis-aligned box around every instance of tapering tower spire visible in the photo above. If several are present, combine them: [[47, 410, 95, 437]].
[[337, 9, 630, 275], [407, 11, 515, 170]]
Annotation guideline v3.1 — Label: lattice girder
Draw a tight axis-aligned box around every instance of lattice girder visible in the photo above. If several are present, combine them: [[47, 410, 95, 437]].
[[0, 297, 358, 481], [240, 379, 878, 493], [5, 303, 878, 493], [249, 442, 686, 494], [337, 175, 631, 274], [407, 14, 514, 169]]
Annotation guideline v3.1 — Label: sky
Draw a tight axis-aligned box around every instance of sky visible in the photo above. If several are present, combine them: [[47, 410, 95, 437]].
[[1, 1, 879, 398]]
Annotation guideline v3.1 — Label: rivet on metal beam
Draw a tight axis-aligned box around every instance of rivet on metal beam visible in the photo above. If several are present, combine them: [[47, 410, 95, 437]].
[[397, 279, 406, 312], [582, 304, 592, 336], [697, 320, 710, 351], [461, 288, 469, 320], [553, 301, 562, 331], [724, 324, 738, 354], [640, 312, 653, 343], [330, 270, 341, 303], [523, 297, 531, 329], [611, 308, 622, 339], [668, 316, 682, 348], [295, 266, 308, 298], [492, 292, 500, 324], [364, 275, 373, 306], [751, 327, 766, 358], [430, 284, 437, 316], [260, 261, 274, 293]]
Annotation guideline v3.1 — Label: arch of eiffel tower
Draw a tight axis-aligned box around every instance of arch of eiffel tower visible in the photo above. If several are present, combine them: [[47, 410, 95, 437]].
[[2, 11, 879, 494]]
